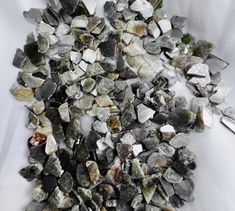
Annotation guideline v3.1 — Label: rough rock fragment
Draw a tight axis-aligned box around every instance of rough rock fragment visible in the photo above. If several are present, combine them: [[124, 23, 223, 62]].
[[19, 163, 43, 182], [13, 48, 28, 69], [160, 124, 175, 141], [82, 0, 97, 15], [35, 79, 57, 101], [82, 48, 97, 64], [130, 0, 154, 19], [148, 20, 161, 39], [59, 0, 79, 14], [173, 179, 194, 202], [45, 133, 58, 155], [86, 160, 100, 184], [48, 187, 65, 208], [137, 104, 155, 123], [169, 133, 190, 148], [44, 154, 64, 177], [25, 201, 46, 211], [58, 102, 70, 122], [142, 185, 157, 203], [171, 16, 187, 29], [32, 184, 48, 202], [10, 84, 34, 101], [58, 172, 74, 193], [206, 54, 229, 75], [158, 19, 172, 33], [163, 168, 183, 184], [147, 152, 168, 169], [126, 21, 148, 37]]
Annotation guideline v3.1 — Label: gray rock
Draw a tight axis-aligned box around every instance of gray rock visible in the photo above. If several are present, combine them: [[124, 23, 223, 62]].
[[76, 163, 90, 188], [48, 187, 65, 208], [58, 172, 74, 193], [206, 54, 229, 75], [44, 154, 64, 177], [96, 77, 114, 95], [171, 16, 187, 29], [19, 162, 43, 182], [32, 184, 48, 202], [163, 168, 183, 184], [169, 133, 190, 148], [173, 179, 194, 202], [13, 49, 28, 69], [25, 201, 46, 211], [35, 79, 57, 101]]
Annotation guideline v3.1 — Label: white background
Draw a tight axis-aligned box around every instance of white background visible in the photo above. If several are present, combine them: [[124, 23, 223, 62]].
[[0, 0, 235, 210]]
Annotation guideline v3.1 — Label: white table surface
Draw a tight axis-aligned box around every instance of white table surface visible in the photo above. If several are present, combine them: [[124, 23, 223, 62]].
[[0, 0, 235, 210]]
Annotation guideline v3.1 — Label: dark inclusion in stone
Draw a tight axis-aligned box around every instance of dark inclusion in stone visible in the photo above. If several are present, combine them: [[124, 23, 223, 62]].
[[99, 38, 116, 57], [24, 42, 45, 66]]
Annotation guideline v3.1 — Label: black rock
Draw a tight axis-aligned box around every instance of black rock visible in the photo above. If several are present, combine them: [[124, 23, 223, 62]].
[[74, 142, 90, 162], [41, 174, 58, 193], [152, 113, 168, 125], [172, 160, 191, 178], [24, 42, 45, 66], [76, 163, 90, 188], [99, 38, 116, 57], [85, 131, 101, 151], [119, 184, 138, 202], [167, 108, 190, 132]]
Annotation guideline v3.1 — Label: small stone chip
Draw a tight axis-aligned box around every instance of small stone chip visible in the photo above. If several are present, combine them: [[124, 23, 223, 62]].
[[137, 103, 155, 123]]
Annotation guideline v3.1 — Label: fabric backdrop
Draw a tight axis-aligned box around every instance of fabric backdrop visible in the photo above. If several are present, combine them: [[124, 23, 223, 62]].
[[0, 0, 234, 210]]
